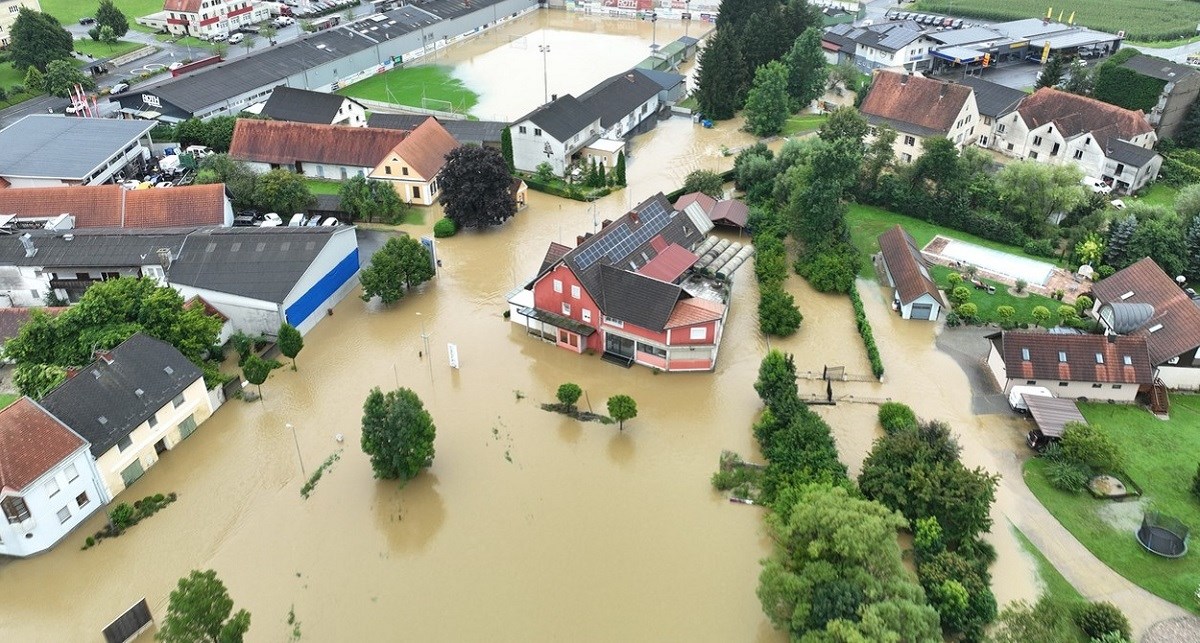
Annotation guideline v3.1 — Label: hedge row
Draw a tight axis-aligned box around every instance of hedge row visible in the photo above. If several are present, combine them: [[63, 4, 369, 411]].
[[523, 176, 612, 202], [848, 283, 884, 380]]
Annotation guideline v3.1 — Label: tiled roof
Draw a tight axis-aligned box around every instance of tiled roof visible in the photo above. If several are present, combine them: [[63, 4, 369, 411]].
[[1092, 257, 1200, 364], [514, 95, 598, 142], [0, 184, 228, 228], [580, 69, 663, 129], [391, 118, 459, 180], [860, 71, 972, 137], [878, 225, 943, 307], [710, 199, 749, 228], [39, 334, 202, 458], [163, 0, 201, 12], [0, 398, 84, 493], [636, 244, 697, 283], [597, 264, 684, 331], [998, 330, 1153, 384], [229, 119, 408, 168], [1105, 139, 1159, 168], [674, 191, 716, 215], [261, 87, 363, 125], [1017, 87, 1153, 149], [0, 307, 66, 344], [539, 242, 572, 273], [665, 297, 724, 329], [953, 76, 1026, 118]]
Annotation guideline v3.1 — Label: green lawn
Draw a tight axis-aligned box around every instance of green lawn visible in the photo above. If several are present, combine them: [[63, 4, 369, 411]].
[[41, 0, 166, 25], [305, 178, 343, 196], [0, 394, 18, 409], [915, 0, 1200, 41], [847, 203, 1054, 267], [1024, 395, 1200, 611], [781, 114, 827, 137], [1011, 526, 1091, 641], [0, 63, 39, 105], [73, 38, 146, 59], [929, 264, 1064, 325], [1128, 183, 1178, 209], [338, 65, 478, 115]]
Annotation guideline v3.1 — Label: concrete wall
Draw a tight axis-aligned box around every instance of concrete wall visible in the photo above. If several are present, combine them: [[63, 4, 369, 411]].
[[93, 377, 215, 499], [0, 445, 108, 557], [1157, 365, 1200, 391], [174, 284, 283, 336]]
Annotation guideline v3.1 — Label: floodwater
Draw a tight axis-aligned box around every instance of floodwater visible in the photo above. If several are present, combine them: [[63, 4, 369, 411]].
[[0, 13, 1044, 643]]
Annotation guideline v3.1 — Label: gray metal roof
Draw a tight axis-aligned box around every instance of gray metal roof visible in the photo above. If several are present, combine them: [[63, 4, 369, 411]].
[[1023, 394, 1087, 439], [0, 226, 343, 303], [954, 76, 1027, 117], [40, 333, 202, 458], [262, 86, 362, 124], [0, 115, 155, 181], [579, 69, 663, 129], [633, 68, 686, 92], [166, 227, 339, 303], [926, 26, 1004, 47], [1106, 139, 1160, 168], [1121, 54, 1198, 81], [368, 114, 507, 143], [1100, 302, 1156, 334]]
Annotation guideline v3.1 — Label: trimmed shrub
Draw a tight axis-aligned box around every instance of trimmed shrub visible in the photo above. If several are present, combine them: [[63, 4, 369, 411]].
[[878, 402, 917, 434], [758, 284, 803, 337], [848, 285, 884, 379], [1061, 422, 1124, 473], [1073, 602, 1131, 641], [957, 302, 978, 322], [1023, 238, 1057, 258], [947, 272, 963, 286], [1044, 459, 1090, 493], [433, 217, 458, 238], [950, 286, 972, 305]]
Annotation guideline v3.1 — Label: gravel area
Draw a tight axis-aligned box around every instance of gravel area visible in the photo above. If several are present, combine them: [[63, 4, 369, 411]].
[[1143, 617, 1200, 643]]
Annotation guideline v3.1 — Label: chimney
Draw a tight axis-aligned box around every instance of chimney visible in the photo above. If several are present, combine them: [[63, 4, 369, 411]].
[[630, 211, 640, 225], [1107, 333, 1116, 343], [601, 219, 613, 228], [95, 350, 114, 365], [65, 367, 80, 380], [940, 82, 947, 98], [900, 73, 909, 85], [577, 235, 587, 246], [19, 233, 36, 258], [551, 93, 558, 101]]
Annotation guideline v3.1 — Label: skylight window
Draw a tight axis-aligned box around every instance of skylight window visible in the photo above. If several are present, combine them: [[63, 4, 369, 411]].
[[1119, 291, 1134, 300], [1058, 351, 1067, 362], [1148, 323, 1163, 333], [1095, 353, 1104, 364], [1021, 348, 1030, 360]]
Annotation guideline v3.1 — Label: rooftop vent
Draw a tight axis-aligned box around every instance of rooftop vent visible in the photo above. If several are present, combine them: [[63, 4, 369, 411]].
[[135, 388, 144, 397], [164, 366, 174, 375], [19, 233, 36, 258], [91, 369, 101, 379], [98, 416, 107, 425], [63, 233, 74, 242]]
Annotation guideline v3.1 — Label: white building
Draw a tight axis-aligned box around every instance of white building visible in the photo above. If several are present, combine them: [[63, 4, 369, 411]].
[[985, 331, 1151, 403], [0, 0, 40, 48], [511, 95, 602, 175], [876, 225, 945, 321], [260, 87, 368, 128], [39, 334, 216, 499], [0, 116, 155, 189], [0, 397, 109, 557], [162, 0, 270, 38], [0, 226, 361, 337], [823, 20, 938, 72]]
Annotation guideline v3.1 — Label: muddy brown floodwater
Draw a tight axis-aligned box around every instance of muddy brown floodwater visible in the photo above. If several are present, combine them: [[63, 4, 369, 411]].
[[0, 13, 1043, 642]]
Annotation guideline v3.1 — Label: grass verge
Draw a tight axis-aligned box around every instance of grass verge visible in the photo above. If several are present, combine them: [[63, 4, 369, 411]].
[[338, 65, 478, 114], [72, 38, 146, 59], [782, 113, 827, 137], [1023, 395, 1200, 611], [1127, 183, 1178, 209]]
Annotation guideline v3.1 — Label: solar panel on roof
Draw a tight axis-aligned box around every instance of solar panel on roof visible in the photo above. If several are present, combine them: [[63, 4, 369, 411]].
[[573, 200, 672, 270]]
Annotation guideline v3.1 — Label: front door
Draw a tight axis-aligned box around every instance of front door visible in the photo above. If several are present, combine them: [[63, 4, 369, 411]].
[[605, 332, 634, 359]]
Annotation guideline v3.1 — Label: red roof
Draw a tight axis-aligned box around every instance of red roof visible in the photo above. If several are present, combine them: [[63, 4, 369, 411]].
[[0, 398, 84, 493], [709, 199, 748, 227], [391, 117, 459, 180], [163, 0, 202, 13], [0, 184, 228, 228], [0, 307, 67, 344], [665, 297, 725, 328], [860, 71, 973, 136], [185, 296, 229, 322], [1091, 257, 1200, 364], [674, 191, 716, 215], [1017, 87, 1152, 148], [636, 243, 697, 283], [230, 119, 410, 168], [998, 331, 1153, 384], [878, 225, 944, 307]]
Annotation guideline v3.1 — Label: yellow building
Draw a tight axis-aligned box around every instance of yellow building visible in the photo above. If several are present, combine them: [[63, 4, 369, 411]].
[[0, 0, 41, 48]]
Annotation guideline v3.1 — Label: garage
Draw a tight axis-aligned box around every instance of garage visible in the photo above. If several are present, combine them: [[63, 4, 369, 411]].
[[910, 303, 933, 320]]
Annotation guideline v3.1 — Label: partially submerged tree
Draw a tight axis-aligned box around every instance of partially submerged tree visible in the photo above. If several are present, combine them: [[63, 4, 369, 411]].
[[252, 168, 313, 215], [438, 145, 517, 229], [606, 394, 638, 430], [782, 27, 828, 111], [241, 354, 276, 400], [745, 61, 791, 137], [156, 569, 251, 643], [556, 383, 582, 412], [359, 236, 434, 305], [360, 387, 436, 481], [681, 169, 724, 199], [277, 323, 303, 370]]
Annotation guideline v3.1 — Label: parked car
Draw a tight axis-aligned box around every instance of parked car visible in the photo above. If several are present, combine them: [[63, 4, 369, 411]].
[[259, 212, 283, 227], [228, 32, 245, 44], [1082, 176, 1112, 194], [65, 103, 87, 114], [210, 32, 228, 42], [79, 17, 96, 25], [321, 217, 341, 227], [111, 82, 130, 94], [169, 61, 185, 71], [1008, 385, 1052, 413], [239, 25, 260, 33]]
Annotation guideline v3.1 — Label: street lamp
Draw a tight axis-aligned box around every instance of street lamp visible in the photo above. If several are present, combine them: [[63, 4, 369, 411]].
[[539, 43, 551, 105], [416, 312, 432, 381], [684, 2, 691, 38], [650, 12, 658, 50], [285, 423, 306, 478]]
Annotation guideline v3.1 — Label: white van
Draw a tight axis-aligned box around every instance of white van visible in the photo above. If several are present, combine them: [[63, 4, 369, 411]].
[[1082, 176, 1112, 194], [228, 32, 245, 45], [1008, 385, 1053, 413]]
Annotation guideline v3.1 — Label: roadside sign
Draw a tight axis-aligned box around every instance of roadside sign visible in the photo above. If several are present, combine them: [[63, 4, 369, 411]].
[[448, 343, 459, 369]]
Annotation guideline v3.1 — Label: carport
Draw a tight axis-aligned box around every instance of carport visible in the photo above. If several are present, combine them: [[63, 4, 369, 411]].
[[1023, 394, 1087, 448]]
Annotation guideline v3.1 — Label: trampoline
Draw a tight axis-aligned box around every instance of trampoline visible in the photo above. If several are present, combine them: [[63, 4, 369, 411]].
[[1136, 511, 1189, 558]]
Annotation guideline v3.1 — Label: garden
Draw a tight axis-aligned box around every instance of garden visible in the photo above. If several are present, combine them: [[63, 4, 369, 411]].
[[1024, 395, 1200, 610]]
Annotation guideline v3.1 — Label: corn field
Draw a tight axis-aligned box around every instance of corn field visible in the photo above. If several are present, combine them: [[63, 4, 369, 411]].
[[915, 0, 1200, 42]]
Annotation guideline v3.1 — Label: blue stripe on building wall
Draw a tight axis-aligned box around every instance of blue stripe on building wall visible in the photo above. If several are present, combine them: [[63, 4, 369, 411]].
[[285, 249, 360, 328]]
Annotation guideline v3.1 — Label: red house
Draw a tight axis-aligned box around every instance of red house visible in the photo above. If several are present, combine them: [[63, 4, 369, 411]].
[[509, 194, 736, 372]]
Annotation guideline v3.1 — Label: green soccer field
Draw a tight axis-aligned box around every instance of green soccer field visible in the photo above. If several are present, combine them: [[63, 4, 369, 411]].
[[915, 0, 1200, 42], [337, 65, 478, 115]]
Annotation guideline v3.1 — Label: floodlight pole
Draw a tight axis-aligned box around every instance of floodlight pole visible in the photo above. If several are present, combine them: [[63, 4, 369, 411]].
[[539, 44, 551, 105]]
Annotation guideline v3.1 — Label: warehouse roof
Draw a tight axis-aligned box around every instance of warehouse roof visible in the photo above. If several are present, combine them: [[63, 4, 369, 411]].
[[0, 116, 154, 181]]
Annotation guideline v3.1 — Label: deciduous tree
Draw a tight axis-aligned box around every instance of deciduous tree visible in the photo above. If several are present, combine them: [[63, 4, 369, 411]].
[[95, 0, 129, 37], [1185, 215, 1200, 282], [359, 236, 434, 304], [9, 8, 73, 73], [12, 363, 66, 399], [338, 175, 408, 223], [758, 284, 803, 336], [555, 382, 582, 411], [438, 145, 516, 229], [43, 59, 93, 98], [196, 154, 258, 210], [782, 27, 827, 111], [156, 569, 251, 643], [277, 323, 303, 370], [994, 161, 1085, 237], [252, 168, 313, 215], [241, 354, 276, 400], [681, 169, 724, 198], [98, 24, 118, 49], [745, 61, 790, 136], [360, 387, 436, 481], [606, 394, 637, 430]]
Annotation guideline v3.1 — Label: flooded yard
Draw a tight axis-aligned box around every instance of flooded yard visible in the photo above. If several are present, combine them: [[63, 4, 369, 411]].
[[0, 12, 1047, 642]]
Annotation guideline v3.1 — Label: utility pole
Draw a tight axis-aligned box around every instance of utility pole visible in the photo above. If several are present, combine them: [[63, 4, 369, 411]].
[[539, 43, 551, 105], [285, 423, 306, 478]]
